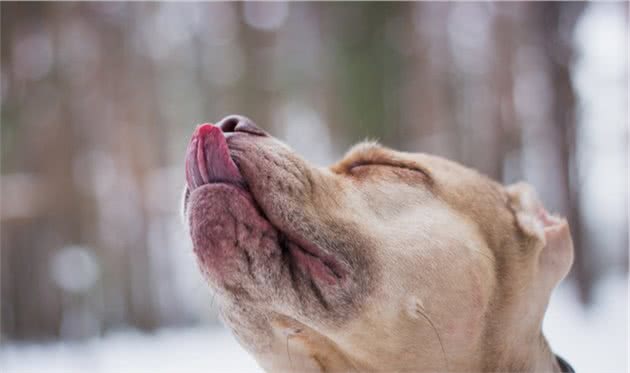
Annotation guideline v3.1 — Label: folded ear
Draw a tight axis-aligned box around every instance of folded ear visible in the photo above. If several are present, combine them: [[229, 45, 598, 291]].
[[540, 214, 574, 285], [506, 182, 574, 287], [505, 182, 546, 245]]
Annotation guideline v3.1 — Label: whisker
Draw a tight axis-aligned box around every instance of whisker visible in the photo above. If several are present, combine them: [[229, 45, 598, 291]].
[[344, 352, 362, 373], [286, 334, 295, 373], [472, 248, 496, 265], [209, 292, 216, 310], [415, 303, 449, 371]]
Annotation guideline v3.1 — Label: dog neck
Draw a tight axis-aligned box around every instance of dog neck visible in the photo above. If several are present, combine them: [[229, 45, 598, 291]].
[[265, 316, 569, 372], [481, 329, 568, 373], [508, 343, 566, 373]]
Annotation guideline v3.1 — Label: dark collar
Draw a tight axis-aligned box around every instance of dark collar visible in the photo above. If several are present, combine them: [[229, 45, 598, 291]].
[[556, 355, 575, 373]]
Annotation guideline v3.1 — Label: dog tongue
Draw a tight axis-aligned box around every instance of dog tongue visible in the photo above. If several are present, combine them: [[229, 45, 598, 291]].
[[185, 123, 244, 190]]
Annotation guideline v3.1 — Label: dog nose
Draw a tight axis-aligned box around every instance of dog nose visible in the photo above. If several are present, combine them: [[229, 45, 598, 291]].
[[217, 115, 267, 136]]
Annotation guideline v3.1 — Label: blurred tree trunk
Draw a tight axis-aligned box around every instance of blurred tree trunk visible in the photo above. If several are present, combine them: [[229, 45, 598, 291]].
[[324, 3, 403, 146], [1, 2, 67, 340], [491, 4, 521, 183], [236, 2, 278, 134], [536, 2, 589, 303]]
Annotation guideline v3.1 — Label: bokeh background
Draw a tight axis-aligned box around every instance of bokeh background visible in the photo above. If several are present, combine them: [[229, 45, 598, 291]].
[[1, 2, 628, 372]]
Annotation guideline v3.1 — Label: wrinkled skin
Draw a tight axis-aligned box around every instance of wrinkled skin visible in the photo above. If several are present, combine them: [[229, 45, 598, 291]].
[[182, 116, 574, 372]]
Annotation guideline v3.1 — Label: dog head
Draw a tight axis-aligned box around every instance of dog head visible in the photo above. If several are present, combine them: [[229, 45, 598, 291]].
[[182, 116, 573, 372]]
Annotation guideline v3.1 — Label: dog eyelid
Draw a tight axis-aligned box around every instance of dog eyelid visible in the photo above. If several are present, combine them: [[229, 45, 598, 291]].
[[348, 161, 432, 180]]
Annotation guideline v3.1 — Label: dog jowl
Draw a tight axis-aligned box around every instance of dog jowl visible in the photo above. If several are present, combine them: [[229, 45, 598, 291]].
[[182, 115, 574, 373]]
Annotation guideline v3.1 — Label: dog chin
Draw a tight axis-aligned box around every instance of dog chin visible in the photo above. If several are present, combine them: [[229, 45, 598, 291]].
[[186, 183, 284, 295], [185, 181, 349, 310]]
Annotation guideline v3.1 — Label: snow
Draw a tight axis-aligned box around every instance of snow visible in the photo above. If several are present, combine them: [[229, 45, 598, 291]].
[[1, 274, 626, 373], [0, 327, 262, 373], [543, 273, 628, 373]]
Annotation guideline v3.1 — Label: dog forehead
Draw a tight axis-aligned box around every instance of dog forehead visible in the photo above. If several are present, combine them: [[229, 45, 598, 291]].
[[412, 153, 515, 249]]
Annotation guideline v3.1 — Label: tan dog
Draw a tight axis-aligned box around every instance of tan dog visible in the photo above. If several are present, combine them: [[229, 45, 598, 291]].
[[182, 116, 574, 373]]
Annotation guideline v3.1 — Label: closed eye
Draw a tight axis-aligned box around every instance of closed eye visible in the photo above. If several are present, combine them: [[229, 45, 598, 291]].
[[348, 161, 431, 180]]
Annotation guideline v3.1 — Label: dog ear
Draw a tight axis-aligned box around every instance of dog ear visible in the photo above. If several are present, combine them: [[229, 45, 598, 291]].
[[505, 182, 545, 244], [506, 182, 574, 286], [540, 215, 574, 284]]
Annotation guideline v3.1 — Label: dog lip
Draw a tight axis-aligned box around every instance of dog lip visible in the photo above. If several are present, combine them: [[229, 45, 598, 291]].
[[226, 139, 348, 284], [286, 236, 346, 284]]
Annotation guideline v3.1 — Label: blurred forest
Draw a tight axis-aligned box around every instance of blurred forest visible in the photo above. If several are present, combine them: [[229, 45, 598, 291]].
[[1, 2, 628, 341]]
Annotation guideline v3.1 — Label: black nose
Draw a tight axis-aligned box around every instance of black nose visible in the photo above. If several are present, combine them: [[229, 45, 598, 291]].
[[216, 115, 267, 136]]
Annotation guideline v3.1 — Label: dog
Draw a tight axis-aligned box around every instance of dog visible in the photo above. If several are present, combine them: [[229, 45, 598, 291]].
[[182, 115, 574, 372]]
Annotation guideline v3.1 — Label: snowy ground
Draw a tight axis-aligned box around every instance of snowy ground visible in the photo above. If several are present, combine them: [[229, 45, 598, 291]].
[[543, 273, 627, 373], [0, 326, 262, 373], [1, 274, 627, 373]]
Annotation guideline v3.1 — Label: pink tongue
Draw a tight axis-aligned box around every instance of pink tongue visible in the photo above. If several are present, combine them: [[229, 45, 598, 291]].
[[185, 123, 244, 190]]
